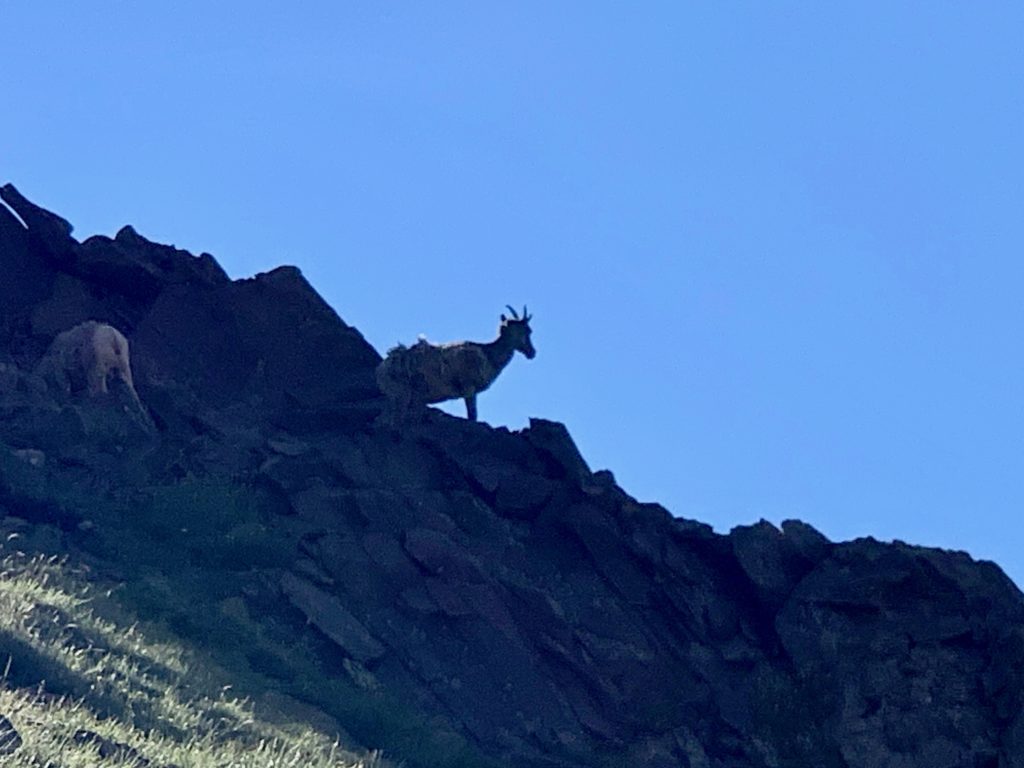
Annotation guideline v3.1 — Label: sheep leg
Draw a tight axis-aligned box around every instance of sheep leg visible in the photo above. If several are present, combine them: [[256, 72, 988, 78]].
[[87, 367, 108, 395], [464, 394, 477, 422]]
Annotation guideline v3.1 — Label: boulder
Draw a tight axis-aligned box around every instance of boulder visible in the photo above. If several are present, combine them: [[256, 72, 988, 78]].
[[280, 572, 387, 663], [131, 268, 380, 417]]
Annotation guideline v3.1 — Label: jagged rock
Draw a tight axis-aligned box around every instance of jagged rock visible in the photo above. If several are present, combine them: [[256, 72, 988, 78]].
[[0, 193, 56, 332], [280, 572, 386, 663], [423, 577, 475, 616], [0, 715, 21, 755], [231, 267, 381, 411], [287, 484, 372, 528], [310, 531, 402, 605], [362, 530, 421, 582], [781, 517, 832, 564], [403, 527, 484, 582], [320, 432, 444, 489], [291, 556, 335, 586], [494, 471, 553, 518], [770, 540, 1024, 766], [75, 224, 229, 303], [731, 519, 815, 612], [0, 183, 75, 262], [26, 274, 112, 344], [523, 417, 592, 482]]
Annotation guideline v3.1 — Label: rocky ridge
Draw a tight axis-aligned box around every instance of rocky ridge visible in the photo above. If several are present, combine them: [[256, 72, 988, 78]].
[[1, 184, 1023, 767]]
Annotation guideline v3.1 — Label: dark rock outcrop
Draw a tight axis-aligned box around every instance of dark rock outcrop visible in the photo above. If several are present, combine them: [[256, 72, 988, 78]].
[[1, 184, 1023, 768]]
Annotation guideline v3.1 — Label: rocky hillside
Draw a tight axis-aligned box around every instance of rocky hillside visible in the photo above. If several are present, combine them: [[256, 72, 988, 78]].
[[1, 183, 1023, 768]]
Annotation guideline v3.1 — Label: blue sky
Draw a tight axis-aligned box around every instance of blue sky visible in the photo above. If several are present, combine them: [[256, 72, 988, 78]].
[[3, 4, 1024, 585]]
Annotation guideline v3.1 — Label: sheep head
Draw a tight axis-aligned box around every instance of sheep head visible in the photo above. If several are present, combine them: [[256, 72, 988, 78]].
[[500, 305, 536, 359]]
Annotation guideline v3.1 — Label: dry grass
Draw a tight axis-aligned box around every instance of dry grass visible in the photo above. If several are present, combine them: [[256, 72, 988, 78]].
[[0, 548, 387, 768]]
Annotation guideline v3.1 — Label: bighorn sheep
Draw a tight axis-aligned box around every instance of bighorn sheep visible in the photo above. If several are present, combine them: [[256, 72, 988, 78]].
[[377, 306, 535, 422], [36, 320, 139, 401]]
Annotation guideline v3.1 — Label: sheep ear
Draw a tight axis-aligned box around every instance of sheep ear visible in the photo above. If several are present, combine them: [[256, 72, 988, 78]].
[[500, 314, 507, 322]]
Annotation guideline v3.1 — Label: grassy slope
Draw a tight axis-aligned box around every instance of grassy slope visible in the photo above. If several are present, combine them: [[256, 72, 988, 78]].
[[0, 547, 385, 768]]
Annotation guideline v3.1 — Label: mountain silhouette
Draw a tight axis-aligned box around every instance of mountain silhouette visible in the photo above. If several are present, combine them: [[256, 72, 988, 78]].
[[1, 183, 1022, 767]]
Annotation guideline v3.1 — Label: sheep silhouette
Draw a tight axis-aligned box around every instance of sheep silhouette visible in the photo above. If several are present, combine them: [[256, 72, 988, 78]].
[[36, 320, 139, 402], [377, 306, 535, 422]]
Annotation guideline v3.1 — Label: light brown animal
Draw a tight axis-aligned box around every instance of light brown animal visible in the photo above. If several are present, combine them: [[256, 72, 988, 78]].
[[377, 306, 535, 422], [37, 320, 138, 400]]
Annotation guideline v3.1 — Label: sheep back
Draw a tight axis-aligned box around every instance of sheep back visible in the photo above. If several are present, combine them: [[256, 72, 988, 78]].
[[37, 320, 136, 398], [377, 340, 493, 405]]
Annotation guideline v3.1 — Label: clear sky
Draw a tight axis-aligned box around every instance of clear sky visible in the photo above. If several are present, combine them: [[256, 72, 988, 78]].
[[3, 4, 1024, 585]]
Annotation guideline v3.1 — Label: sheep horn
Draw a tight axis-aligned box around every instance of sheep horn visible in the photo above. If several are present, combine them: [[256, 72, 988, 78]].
[[505, 305, 519, 320]]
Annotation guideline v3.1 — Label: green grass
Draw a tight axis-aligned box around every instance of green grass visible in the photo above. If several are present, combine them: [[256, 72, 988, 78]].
[[0, 548, 387, 768]]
